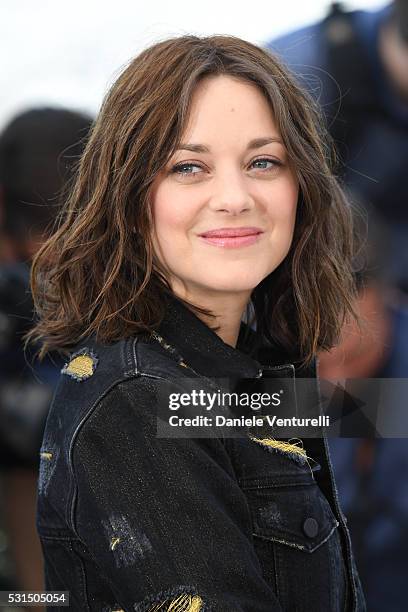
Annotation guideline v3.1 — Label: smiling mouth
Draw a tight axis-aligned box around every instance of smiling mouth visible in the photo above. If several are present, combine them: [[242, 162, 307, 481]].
[[198, 228, 264, 249]]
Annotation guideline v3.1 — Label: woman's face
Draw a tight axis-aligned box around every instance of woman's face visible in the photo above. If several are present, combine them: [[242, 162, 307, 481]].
[[150, 75, 299, 305]]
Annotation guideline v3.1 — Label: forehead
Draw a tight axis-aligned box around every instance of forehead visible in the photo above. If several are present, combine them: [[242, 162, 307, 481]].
[[181, 75, 280, 142]]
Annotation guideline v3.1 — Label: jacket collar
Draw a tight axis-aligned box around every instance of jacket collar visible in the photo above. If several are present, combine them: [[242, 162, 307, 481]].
[[156, 293, 309, 379]]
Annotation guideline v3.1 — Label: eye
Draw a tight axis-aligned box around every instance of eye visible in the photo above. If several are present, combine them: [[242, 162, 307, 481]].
[[171, 162, 204, 176], [249, 157, 282, 171]]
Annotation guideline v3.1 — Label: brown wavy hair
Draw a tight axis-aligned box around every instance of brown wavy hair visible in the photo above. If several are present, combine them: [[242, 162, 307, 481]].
[[27, 35, 357, 364]]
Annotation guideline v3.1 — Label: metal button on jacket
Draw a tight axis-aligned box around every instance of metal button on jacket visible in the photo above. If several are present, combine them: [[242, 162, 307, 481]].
[[303, 517, 319, 538]]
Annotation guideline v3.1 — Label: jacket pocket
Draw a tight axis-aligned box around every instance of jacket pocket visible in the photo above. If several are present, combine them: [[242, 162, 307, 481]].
[[242, 481, 347, 612]]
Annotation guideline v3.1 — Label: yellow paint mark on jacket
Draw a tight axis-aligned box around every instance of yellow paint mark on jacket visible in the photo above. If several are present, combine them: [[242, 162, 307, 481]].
[[149, 594, 203, 611], [61, 348, 98, 381], [65, 354, 95, 379], [110, 537, 120, 551], [250, 436, 308, 460], [40, 451, 53, 460]]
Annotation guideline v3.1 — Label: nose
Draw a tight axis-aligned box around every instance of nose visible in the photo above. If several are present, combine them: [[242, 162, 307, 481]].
[[209, 168, 254, 215]]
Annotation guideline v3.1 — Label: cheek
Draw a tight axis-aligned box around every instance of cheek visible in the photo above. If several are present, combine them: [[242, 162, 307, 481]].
[[266, 182, 299, 228], [283, 178, 299, 216], [152, 186, 194, 238], [151, 189, 198, 269]]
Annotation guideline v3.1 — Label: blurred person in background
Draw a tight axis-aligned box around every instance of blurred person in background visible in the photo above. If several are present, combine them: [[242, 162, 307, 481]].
[[319, 212, 408, 611], [269, 2, 408, 611], [270, 0, 408, 290], [0, 108, 92, 606]]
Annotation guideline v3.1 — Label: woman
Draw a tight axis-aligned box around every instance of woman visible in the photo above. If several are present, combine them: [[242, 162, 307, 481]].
[[29, 36, 366, 611]]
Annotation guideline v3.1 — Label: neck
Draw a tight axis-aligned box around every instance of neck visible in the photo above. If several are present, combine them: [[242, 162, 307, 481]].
[[172, 285, 250, 348], [203, 299, 247, 347]]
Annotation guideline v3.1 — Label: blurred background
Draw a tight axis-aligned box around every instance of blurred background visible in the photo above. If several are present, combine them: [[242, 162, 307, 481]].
[[1, 1, 407, 611], [0, 0, 387, 129]]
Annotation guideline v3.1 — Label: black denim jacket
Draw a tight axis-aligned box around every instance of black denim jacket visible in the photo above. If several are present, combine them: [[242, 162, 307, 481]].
[[37, 295, 366, 611]]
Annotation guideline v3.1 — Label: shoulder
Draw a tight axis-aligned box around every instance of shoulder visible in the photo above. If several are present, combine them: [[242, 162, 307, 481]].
[[56, 331, 180, 396], [53, 335, 139, 426], [38, 339, 236, 538], [42, 333, 186, 456]]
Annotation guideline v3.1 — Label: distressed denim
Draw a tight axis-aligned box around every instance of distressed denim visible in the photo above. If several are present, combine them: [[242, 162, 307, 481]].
[[37, 294, 366, 611]]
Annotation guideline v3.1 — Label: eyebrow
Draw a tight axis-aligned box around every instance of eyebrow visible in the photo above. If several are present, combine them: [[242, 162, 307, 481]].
[[175, 137, 283, 153]]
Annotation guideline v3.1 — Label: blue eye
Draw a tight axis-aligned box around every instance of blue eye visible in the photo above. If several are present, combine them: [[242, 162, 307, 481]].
[[250, 158, 280, 170], [172, 162, 202, 175]]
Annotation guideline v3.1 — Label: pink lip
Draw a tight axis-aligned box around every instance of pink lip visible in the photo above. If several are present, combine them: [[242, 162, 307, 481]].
[[199, 226, 263, 238], [198, 227, 264, 249]]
